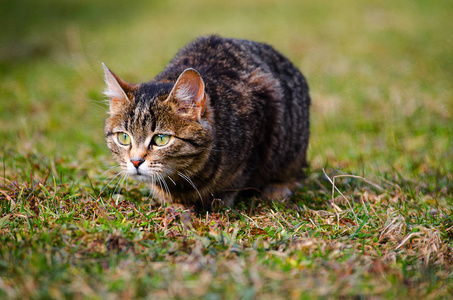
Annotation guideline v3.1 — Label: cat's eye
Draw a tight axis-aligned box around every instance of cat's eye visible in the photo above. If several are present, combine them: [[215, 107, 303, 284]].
[[117, 132, 131, 146], [152, 134, 171, 146]]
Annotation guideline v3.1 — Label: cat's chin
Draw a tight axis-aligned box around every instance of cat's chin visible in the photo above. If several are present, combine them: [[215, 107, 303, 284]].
[[131, 174, 152, 182]]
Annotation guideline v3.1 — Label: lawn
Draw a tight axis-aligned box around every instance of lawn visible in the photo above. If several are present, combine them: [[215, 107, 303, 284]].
[[1, 0, 452, 298]]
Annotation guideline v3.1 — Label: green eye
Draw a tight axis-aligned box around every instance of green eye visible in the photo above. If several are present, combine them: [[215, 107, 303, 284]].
[[153, 134, 171, 146], [117, 132, 131, 146]]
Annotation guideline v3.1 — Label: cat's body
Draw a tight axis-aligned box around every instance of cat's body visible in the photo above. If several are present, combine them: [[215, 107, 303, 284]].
[[104, 35, 310, 209]]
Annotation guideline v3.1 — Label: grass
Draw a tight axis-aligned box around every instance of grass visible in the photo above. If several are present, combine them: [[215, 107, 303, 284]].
[[1, 0, 452, 298]]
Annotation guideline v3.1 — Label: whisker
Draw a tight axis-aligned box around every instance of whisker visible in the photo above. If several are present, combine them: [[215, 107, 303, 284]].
[[118, 173, 129, 205], [167, 176, 176, 186], [99, 170, 125, 198], [155, 174, 166, 206], [158, 173, 172, 204], [144, 173, 156, 208], [162, 175, 172, 203], [112, 173, 125, 195], [87, 99, 108, 111], [113, 172, 128, 205], [99, 164, 121, 178], [178, 171, 203, 202]]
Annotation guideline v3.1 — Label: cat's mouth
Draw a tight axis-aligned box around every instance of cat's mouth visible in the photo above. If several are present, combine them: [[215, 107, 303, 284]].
[[129, 168, 166, 182], [125, 161, 168, 182], [127, 166, 145, 177], [131, 173, 151, 182]]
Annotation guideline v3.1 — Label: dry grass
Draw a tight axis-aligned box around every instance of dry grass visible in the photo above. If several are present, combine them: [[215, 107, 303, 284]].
[[0, 161, 451, 298], [1, 0, 452, 298]]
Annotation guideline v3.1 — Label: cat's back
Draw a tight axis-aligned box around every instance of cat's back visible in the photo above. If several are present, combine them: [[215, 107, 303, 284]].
[[156, 35, 310, 196], [155, 35, 300, 86]]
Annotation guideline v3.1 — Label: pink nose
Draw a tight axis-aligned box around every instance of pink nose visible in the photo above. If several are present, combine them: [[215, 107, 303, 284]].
[[130, 157, 145, 168]]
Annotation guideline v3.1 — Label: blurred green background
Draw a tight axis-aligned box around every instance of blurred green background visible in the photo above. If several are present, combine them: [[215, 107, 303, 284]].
[[1, 0, 452, 180]]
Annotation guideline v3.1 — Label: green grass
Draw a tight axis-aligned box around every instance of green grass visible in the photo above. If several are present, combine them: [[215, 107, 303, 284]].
[[1, 0, 452, 298]]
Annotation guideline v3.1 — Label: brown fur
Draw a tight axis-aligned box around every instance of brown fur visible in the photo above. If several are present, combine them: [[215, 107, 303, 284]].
[[103, 35, 310, 210]]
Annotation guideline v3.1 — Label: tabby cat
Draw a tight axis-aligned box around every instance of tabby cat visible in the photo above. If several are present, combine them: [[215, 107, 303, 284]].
[[103, 35, 310, 210]]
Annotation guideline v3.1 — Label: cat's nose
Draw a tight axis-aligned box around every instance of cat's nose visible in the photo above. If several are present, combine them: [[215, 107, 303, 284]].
[[130, 157, 145, 168]]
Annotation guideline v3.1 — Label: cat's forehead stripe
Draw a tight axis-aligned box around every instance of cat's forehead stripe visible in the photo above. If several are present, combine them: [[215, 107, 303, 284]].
[[126, 83, 174, 134], [134, 102, 154, 131], [124, 101, 155, 143]]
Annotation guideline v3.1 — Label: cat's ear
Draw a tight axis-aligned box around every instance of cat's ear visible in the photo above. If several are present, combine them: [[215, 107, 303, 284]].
[[168, 68, 206, 120], [102, 63, 135, 115]]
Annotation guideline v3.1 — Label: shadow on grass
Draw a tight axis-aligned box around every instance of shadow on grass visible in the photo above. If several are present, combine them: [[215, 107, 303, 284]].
[[0, 0, 158, 63]]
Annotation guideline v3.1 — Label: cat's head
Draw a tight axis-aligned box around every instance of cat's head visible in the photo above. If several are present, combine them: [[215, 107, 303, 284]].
[[103, 63, 213, 184]]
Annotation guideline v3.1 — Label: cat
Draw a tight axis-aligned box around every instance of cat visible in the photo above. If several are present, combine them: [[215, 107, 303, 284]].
[[103, 35, 310, 210]]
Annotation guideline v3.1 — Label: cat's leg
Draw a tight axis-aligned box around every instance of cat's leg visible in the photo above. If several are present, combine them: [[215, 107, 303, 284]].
[[263, 181, 301, 200]]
